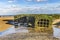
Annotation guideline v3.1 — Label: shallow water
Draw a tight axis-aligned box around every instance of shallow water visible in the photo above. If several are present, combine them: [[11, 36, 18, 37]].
[[53, 26, 60, 38], [0, 26, 28, 36]]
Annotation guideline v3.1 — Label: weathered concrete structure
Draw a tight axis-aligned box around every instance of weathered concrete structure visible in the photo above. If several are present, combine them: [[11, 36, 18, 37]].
[[14, 14, 53, 32]]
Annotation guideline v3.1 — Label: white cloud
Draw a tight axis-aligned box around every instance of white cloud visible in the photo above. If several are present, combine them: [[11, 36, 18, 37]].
[[36, 0, 48, 2], [26, 0, 48, 2], [8, 1, 13, 3], [0, 7, 21, 15], [0, 1, 60, 15], [19, 2, 60, 14], [8, 0, 16, 3], [26, 0, 32, 1]]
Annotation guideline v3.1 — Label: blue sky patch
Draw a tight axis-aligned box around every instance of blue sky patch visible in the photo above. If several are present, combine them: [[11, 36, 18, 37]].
[[0, 0, 60, 15]]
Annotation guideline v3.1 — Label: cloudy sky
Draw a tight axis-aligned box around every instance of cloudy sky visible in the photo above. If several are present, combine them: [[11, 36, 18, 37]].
[[0, 0, 60, 15]]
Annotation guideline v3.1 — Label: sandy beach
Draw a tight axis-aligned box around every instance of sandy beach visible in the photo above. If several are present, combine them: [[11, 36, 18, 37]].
[[0, 33, 59, 40], [0, 16, 14, 32]]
